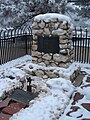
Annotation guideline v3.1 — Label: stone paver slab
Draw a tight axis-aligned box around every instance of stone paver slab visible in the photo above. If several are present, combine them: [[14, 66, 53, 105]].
[[0, 98, 11, 109], [81, 103, 90, 112], [2, 102, 26, 115], [72, 92, 84, 105], [0, 113, 11, 120]]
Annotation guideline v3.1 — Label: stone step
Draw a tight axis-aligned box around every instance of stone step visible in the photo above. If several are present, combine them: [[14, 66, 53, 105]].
[[73, 74, 84, 87], [2, 102, 26, 115], [86, 76, 90, 83], [0, 98, 11, 109]]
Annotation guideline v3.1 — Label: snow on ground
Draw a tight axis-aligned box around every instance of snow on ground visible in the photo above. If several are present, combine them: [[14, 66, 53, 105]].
[[0, 55, 32, 99], [21, 61, 80, 80], [10, 78, 74, 120], [59, 84, 90, 120], [0, 56, 79, 99], [0, 55, 32, 72], [0, 55, 90, 120], [0, 78, 22, 99], [80, 63, 90, 75], [59, 64, 90, 120], [46, 78, 74, 97]]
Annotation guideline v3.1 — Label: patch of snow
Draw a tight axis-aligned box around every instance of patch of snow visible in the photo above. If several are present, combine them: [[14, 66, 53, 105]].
[[46, 78, 75, 97], [49, 0, 55, 3], [0, 55, 32, 72], [0, 55, 90, 120], [10, 78, 74, 120], [8, 68, 26, 79], [80, 63, 90, 75], [0, 78, 21, 98], [67, 2, 82, 10], [82, 87, 90, 100], [59, 68, 90, 120], [0, 55, 32, 99], [22, 62, 80, 80], [34, 13, 71, 24]]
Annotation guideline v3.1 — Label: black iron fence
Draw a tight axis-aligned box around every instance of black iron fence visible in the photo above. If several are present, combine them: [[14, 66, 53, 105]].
[[0, 25, 90, 65], [0, 26, 33, 64], [72, 27, 90, 64]]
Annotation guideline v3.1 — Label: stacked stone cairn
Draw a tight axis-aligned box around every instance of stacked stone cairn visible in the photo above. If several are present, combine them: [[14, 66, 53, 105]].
[[32, 13, 73, 68]]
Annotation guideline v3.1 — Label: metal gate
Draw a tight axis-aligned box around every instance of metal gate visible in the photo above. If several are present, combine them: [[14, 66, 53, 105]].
[[0, 26, 33, 64], [72, 27, 90, 64]]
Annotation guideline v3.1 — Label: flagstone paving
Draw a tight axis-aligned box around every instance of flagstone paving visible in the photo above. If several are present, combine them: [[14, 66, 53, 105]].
[[0, 75, 90, 120], [62, 76, 90, 120], [0, 89, 37, 120]]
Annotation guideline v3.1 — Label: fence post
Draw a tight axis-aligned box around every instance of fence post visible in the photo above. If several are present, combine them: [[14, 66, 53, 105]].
[[0, 32, 1, 65], [25, 34, 28, 54]]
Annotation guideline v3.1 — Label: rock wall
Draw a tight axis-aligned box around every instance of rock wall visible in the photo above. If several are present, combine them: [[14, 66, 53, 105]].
[[32, 13, 73, 68]]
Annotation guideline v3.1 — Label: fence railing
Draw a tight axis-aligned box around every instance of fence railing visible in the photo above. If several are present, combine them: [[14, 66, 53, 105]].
[[0, 26, 33, 64], [72, 27, 90, 64], [0, 26, 90, 65]]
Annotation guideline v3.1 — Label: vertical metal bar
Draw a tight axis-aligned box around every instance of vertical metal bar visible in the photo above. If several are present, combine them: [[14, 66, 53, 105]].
[[5, 30, 8, 63], [79, 26, 82, 62], [88, 39, 90, 64], [74, 26, 77, 61], [72, 37, 74, 62], [28, 35, 32, 55], [87, 30, 90, 63], [14, 29, 17, 59], [7, 30, 11, 62], [84, 28, 89, 63], [72, 36, 73, 58], [0, 30, 3, 64], [25, 34, 28, 54], [3, 31, 6, 64], [10, 30, 13, 61], [77, 34, 79, 62], [5, 31, 8, 63], [12, 30, 14, 60], [0, 31, 1, 64], [28, 35, 31, 55], [13, 37, 15, 59], [1, 39, 3, 64], [84, 28, 88, 63], [27, 35, 29, 54], [87, 37, 90, 63], [82, 29, 85, 63], [30, 35, 33, 55], [14, 29, 18, 59], [15, 36, 18, 59]]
